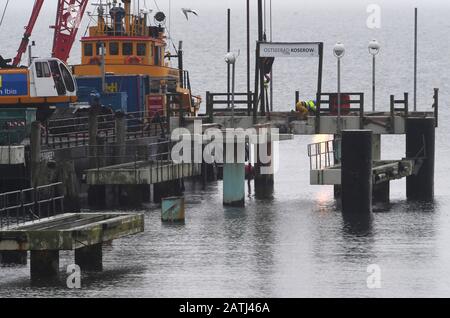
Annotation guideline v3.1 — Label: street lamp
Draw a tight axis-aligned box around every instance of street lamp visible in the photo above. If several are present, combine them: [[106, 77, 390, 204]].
[[368, 39, 380, 112], [333, 42, 345, 132], [225, 52, 237, 128]]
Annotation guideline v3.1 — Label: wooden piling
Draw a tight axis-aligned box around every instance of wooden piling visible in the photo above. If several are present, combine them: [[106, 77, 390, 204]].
[[30, 121, 41, 188], [114, 111, 126, 165], [75, 243, 102, 272], [30, 250, 59, 281]]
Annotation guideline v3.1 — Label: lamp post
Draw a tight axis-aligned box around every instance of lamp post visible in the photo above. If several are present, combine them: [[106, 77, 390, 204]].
[[333, 42, 345, 132], [369, 39, 380, 112], [225, 52, 237, 128]]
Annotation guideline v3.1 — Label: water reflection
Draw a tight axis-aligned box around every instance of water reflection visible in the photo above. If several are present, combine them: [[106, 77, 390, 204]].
[[342, 213, 373, 236]]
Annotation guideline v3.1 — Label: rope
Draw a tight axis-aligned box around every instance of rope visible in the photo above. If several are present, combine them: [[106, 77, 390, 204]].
[[0, 0, 10, 28]]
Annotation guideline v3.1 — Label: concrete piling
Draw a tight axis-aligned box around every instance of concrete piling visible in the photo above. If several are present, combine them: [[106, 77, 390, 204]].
[[223, 163, 245, 206], [75, 243, 102, 271], [30, 250, 59, 281], [406, 117, 435, 201], [341, 130, 373, 215], [254, 124, 274, 198], [161, 196, 185, 222]]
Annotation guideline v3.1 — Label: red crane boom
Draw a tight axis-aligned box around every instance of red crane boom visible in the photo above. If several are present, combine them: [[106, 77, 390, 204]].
[[52, 0, 89, 62], [12, 0, 88, 67], [12, 0, 45, 67]]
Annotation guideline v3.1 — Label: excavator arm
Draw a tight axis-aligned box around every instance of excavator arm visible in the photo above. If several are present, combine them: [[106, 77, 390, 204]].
[[12, 0, 45, 67], [12, 0, 88, 67]]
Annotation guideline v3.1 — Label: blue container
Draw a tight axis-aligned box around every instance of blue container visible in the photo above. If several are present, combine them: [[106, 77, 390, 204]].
[[0, 73, 28, 96], [75, 75, 148, 114]]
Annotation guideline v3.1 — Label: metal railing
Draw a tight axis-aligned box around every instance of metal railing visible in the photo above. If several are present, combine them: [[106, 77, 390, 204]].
[[85, 139, 201, 184], [307, 139, 341, 170], [0, 182, 64, 229], [41, 111, 168, 150], [205, 91, 254, 122], [315, 92, 365, 133]]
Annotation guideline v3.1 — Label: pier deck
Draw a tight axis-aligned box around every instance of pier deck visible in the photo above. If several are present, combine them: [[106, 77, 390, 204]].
[[0, 212, 144, 251], [86, 160, 201, 186], [209, 111, 436, 135], [310, 159, 415, 185], [0, 212, 144, 280]]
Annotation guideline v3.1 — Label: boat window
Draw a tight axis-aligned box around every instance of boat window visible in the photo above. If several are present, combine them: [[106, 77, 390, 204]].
[[154, 46, 160, 65], [35, 62, 51, 78], [123, 42, 133, 55], [150, 80, 160, 93], [96, 42, 106, 56], [59, 63, 76, 93], [109, 42, 119, 55], [84, 43, 93, 56], [49, 60, 67, 96], [137, 43, 146, 56]]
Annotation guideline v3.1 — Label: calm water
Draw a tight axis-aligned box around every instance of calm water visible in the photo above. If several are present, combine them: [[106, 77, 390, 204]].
[[1, 0, 450, 297]]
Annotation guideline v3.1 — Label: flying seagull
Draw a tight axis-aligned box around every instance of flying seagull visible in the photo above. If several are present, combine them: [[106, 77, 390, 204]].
[[181, 8, 198, 20]]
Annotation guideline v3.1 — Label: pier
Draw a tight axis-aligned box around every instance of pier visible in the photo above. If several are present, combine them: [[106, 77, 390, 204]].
[[0, 212, 144, 280]]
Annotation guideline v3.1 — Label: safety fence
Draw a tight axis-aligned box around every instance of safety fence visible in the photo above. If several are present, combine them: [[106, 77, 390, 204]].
[[205, 91, 254, 122], [0, 182, 64, 229], [307, 138, 341, 171], [41, 111, 167, 149], [84, 139, 201, 184]]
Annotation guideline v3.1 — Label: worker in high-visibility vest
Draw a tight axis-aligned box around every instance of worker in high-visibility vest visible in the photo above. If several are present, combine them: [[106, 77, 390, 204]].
[[307, 100, 317, 113], [296, 101, 309, 119]]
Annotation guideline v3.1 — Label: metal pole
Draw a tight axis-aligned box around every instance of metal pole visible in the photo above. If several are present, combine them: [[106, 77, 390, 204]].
[[372, 55, 376, 112], [247, 0, 251, 115], [257, 0, 264, 115], [337, 58, 341, 132], [414, 7, 417, 111], [100, 42, 106, 93], [231, 62, 235, 128], [227, 8, 231, 108], [269, 0, 273, 112]]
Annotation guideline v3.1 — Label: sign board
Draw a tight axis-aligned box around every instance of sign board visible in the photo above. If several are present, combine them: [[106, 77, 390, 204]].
[[0, 73, 28, 96], [259, 42, 321, 58], [147, 94, 166, 117]]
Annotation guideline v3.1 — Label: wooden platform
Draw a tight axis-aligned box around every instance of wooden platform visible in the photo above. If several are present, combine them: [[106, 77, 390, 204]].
[[0, 212, 144, 251]]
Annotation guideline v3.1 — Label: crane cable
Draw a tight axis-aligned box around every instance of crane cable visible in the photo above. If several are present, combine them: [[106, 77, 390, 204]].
[[0, 0, 10, 28]]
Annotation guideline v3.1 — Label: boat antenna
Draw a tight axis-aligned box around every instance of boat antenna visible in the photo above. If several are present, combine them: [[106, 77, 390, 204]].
[[0, 0, 10, 28]]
